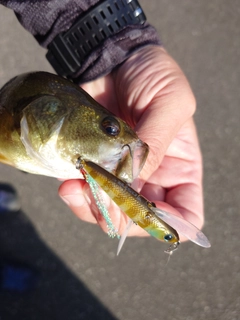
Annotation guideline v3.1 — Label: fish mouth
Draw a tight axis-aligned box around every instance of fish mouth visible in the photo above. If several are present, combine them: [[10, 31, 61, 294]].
[[115, 139, 149, 183]]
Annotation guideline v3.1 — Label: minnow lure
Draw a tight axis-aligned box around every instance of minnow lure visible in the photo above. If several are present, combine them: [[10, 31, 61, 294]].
[[78, 159, 211, 254]]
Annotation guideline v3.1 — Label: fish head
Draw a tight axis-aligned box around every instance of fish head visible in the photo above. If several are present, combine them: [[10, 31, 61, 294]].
[[56, 88, 149, 182], [0, 72, 148, 181]]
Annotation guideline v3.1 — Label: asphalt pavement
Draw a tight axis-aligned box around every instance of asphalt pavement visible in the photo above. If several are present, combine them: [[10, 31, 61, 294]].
[[0, 1, 240, 320]]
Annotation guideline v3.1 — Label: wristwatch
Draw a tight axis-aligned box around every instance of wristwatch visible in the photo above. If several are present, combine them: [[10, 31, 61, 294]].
[[46, 0, 146, 79]]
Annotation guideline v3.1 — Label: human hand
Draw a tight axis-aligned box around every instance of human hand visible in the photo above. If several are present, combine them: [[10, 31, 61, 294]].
[[58, 46, 203, 239]]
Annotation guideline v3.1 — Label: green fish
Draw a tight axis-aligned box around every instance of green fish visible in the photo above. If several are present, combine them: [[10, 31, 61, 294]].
[[0, 72, 148, 182]]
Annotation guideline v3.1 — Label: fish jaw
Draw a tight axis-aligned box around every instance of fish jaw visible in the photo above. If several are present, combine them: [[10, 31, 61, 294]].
[[114, 139, 149, 183], [90, 138, 149, 183]]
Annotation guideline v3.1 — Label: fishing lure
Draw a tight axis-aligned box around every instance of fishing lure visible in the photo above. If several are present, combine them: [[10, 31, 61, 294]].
[[77, 159, 211, 254]]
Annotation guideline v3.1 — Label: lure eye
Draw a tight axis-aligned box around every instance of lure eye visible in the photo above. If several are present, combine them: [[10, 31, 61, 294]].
[[101, 116, 120, 136], [164, 234, 173, 242]]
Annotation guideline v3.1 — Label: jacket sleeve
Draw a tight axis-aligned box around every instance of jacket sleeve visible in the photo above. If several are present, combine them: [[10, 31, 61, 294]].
[[0, 0, 161, 83]]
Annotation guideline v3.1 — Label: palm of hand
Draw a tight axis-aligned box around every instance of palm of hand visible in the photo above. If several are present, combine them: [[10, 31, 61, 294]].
[[59, 46, 203, 239]]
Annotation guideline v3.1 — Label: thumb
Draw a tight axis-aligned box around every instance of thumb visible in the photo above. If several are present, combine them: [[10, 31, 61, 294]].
[[116, 46, 196, 181], [136, 75, 196, 181]]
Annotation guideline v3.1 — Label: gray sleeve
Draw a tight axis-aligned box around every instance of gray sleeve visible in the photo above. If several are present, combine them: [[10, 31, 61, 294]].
[[0, 0, 100, 47], [0, 0, 161, 83]]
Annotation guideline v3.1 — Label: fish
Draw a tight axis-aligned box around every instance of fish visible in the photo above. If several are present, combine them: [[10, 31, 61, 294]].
[[78, 159, 211, 254], [0, 71, 210, 254], [0, 72, 148, 182]]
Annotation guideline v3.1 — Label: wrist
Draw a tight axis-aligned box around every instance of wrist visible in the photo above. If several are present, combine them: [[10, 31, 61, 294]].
[[46, 0, 161, 84]]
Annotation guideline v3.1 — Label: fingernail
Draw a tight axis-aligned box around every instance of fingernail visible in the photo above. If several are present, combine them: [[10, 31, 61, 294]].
[[60, 194, 85, 208]]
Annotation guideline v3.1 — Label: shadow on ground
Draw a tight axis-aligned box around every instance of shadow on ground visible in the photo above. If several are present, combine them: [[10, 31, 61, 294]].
[[0, 207, 116, 320]]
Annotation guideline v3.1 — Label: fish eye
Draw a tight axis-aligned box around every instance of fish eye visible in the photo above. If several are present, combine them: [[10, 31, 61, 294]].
[[164, 234, 173, 242], [101, 116, 120, 136]]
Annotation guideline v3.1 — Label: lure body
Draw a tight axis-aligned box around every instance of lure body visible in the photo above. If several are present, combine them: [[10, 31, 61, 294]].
[[80, 160, 211, 251], [80, 160, 179, 245], [0, 72, 148, 181]]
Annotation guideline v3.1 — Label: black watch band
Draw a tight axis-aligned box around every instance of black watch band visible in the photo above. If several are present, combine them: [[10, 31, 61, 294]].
[[46, 0, 146, 78]]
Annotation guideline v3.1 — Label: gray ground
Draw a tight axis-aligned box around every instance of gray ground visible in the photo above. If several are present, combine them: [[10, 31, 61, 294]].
[[0, 1, 240, 320]]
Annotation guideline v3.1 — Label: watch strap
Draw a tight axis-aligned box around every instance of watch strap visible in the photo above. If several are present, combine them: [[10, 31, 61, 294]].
[[46, 0, 146, 78]]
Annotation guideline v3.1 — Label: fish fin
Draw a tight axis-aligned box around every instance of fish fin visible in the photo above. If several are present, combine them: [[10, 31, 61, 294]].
[[20, 115, 64, 168], [151, 207, 211, 248], [22, 95, 67, 144], [117, 219, 134, 255]]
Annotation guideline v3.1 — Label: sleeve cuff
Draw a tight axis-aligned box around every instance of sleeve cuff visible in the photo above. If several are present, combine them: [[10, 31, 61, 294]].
[[71, 23, 161, 84]]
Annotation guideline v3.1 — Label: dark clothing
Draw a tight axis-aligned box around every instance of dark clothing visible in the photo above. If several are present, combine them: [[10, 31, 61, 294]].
[[0, 1, 161, 82]]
